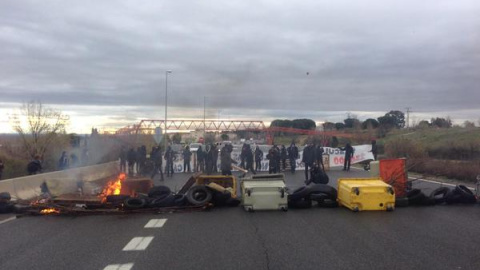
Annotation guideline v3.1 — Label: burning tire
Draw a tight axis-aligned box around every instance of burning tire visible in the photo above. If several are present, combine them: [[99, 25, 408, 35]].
[[106, 195, 131, 205], [186, 185, 212, 206], [124, 198, 147, 209]]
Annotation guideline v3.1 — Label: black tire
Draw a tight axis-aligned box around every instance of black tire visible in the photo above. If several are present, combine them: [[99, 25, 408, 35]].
[[288, 186, 308, 201], [310, 193, 330, 201], [148, 186, 171, 198], [210, 191, 231, 207], [419, 197, 436, 206], [317, 199, 338, 208], [106, 195, 131, 204], [288, 198, 312, 209], [407, 189, 426, 205], [455, 185, 477, 204], [395, 197, 409, 207], [445, 190, 462, 204], [150, 194, 176, 207], [306, 184, 337, 198], [225, 198, 241, 207], [429, 187, 450, 204], [186, 185, 213, 205], [124, 198, 146, 209], [173, 194, 187, 206]]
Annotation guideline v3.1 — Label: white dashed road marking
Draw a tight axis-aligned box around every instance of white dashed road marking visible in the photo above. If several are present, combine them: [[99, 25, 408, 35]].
[[144, 218, 167, 228], [0, 216, 16, 225], [122, 236, 154, 251], [103, 263, 134, 270]]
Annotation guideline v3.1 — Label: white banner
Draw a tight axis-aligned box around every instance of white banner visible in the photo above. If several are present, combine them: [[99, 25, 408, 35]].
[[167, 144, 374, 172]]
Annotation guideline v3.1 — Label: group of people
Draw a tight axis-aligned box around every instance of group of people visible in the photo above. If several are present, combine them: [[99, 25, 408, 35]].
[[195, 143, 220, 174], [57, 151, 79, 170], [265, 143, 300, 174]]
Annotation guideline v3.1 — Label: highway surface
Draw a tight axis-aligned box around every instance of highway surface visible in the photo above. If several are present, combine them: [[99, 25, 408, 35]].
[[1, 167, 479, 270]]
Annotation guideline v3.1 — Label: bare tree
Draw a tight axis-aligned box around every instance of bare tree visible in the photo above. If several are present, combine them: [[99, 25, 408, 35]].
[[10, 101, 70, 159]]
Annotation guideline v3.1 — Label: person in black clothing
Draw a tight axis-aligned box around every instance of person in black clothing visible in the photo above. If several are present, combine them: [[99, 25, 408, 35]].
[[220, 144, 237, 175], [150, 146, 164, 181], [273, 145, 281, 172], [211, 143, 219, 173], [127, 148, 137, 176], [136, 145, 147, 174], [341, 143, 355, 171], [254, 146, 263, 172], [302, 143, 315, 181], [244, 144, 256, 174], [204, 144, 215, 175], [267, 146, 279, 174], [371, 140, 378, 161], [0, 159, 4, 180], [164, 146, 176, 177], [280, 145, 287, 171], [315, 145, 325, 170], [240, 143, 248, 169], [196, 145, 205, 172], [183, 145, 192, 173], [27, 155, 42, 175], [58, 151, 69, 170], [119, 146, 127, 172], [287, 143, 299, 173]]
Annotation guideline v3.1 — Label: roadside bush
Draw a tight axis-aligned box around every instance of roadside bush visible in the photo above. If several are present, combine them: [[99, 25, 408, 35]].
[[412, 159, 480, 182]]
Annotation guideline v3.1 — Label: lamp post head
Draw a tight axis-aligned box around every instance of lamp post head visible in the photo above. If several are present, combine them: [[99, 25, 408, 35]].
[[166, 70, 172, 74]]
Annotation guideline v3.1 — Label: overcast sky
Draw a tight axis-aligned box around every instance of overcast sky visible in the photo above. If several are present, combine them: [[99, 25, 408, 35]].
[[1, 0, 479, 133]]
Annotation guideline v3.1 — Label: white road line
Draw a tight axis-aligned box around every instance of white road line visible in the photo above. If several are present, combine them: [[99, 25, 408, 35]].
[[0, 216, 16, 225], [103, 263, 134, 270], [144, 218, 167, 228], [122, 236, 154, 251]]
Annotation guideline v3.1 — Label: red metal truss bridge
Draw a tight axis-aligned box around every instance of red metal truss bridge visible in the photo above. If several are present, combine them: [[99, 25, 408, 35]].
[[115, 119, 353, 144]]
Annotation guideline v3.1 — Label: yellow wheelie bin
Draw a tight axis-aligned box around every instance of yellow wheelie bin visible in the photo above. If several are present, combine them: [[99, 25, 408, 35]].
[[337, 178, 395, 212]]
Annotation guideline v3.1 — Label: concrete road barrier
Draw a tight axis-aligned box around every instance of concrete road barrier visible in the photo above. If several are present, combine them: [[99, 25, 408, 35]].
[[0, 162, 119, 201]]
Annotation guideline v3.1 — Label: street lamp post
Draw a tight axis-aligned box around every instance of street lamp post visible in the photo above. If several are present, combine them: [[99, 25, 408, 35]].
[[165, 70, 172, 152]]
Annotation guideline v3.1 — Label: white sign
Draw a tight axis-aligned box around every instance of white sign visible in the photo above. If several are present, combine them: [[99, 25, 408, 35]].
[[165, 144, 374, 172]]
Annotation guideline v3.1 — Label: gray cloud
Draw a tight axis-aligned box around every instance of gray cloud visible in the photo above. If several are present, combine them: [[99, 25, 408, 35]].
[[1, 0, 480, 132]]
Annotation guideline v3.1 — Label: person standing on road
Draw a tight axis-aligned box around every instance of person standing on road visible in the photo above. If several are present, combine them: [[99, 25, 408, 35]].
[[267, 146, 279, 174], [196, 145, 205, 172], [302, 143, 315, 181], [254, 145, 263, 172], [341, 143, 355, 171], [220, 144, 237, 175], [164, 145, 176, 177], [240, 143, 248, 169], [58, 151, 69, 170], [280, 145, 287, 171], [212, 143, 219, 173], [27, 155, 43, 175], [315, 145, 325, 170], [0, 159, 4, 180], [287, 143, 299, 174], [182, 145, 192, 173], [127, 148, 137, 176], [150, 146, 164, 181], [245, 144, 256, 174], [119, 146, 127, 172]]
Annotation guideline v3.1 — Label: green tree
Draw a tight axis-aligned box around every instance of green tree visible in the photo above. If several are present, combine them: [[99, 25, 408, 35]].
[[292, 119, 316, 130], [221, 133, 229, 141], [378, 110, 405, 130], [431, 117, 452, 128], [362, 118, 379, 129], [335, 122, 345, 130], [323, 122, 336, 130], [344, 117, 361, 129]]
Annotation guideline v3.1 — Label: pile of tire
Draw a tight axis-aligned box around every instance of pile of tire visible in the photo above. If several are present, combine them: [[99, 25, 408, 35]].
[[395, 185, 477, 207], [288, 184, 338, 209], [186, 185, 240, 207]]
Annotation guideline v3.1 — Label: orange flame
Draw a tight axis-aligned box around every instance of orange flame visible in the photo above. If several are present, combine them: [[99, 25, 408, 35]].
[[40, 208, 60, 214], [99, 173, 127, 202]]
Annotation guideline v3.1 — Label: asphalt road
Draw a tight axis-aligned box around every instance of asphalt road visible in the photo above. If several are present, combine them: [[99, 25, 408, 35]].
[[1, 167, 480, 270]]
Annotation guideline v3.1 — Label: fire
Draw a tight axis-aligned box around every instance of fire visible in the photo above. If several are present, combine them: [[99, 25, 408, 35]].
[[40, 208, 60, 214], [99, 173, 127, 202]]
